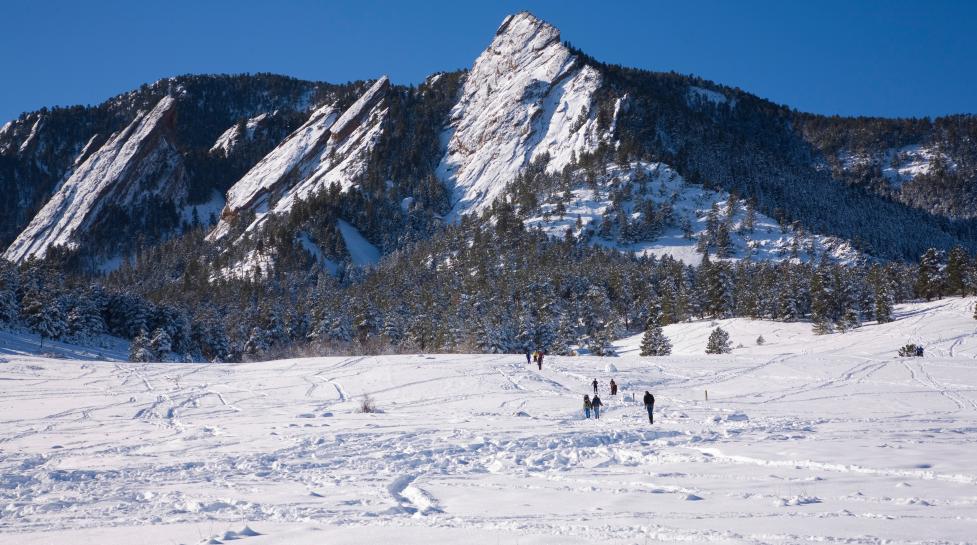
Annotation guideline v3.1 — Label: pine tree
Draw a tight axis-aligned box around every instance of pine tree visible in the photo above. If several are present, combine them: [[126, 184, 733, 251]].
[[715, 222, 733, 258], [639, 303, 671, 356], [810, 266, 833, 335], [0, 285, 17, 325], [946, 246, 968, 297], [21, 291, 66, 340], [915, 248, 945, 301], [705, 327, 732, 354], [149, 328, 173, 358], [129, 330, 153, 362], [588, 321, 615, 356]]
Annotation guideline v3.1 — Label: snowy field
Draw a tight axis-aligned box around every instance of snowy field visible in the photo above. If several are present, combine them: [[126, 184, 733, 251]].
[[2, 298, 977, 544]]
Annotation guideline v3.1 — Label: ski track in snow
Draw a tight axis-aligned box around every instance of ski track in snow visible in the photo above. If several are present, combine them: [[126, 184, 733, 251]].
[[3, 298, 977, 544]]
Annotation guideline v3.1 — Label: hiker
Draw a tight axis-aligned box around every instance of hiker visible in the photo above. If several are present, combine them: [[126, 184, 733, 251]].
[[592, 378, 599, 394], [583, 395, 592, 418], [643, 391, 655, 424], [525, 349, 531, 364], [537, 350, 544, 370], [609, 379, 618, 396], [591, 394, 603, 419]]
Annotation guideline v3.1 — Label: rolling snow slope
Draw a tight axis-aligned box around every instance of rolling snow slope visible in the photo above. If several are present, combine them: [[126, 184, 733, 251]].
[[438, 12, 612, 218], [2, 298, 977, 544]]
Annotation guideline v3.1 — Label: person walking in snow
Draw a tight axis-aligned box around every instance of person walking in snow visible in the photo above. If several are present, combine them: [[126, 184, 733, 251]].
[[592, 378, 599, 394], [583, 395, 592, 419], [591, 394, 603, 419], [525, 349, 532, 364], [643, 391, 655, 424], [537, 350, 544, 370], [609, 379, 618, 396]]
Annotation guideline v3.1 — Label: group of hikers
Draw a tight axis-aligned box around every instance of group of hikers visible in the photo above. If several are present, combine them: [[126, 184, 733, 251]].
[[526, 349, 545, 370], [522, 349, 656, 425], [583, 378, 655, 423]]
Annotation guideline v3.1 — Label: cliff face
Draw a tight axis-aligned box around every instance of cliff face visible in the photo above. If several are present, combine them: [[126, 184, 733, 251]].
[[437, 12, 613, 218], [208, 76, 390, 241], [4, 96, 183, 262]]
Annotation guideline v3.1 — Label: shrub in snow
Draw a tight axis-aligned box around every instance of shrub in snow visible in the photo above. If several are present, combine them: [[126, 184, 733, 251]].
[[358, 394, 377, 413], [705, 327, 732, 354], [756, 335, 765, 346], [898, 343, 924, 357]]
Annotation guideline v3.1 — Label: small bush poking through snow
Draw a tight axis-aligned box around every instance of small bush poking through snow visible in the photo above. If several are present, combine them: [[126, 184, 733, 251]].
[[358, 394, 377, 413], [898, 343, 924, 357], [756, 335, 765, 346]]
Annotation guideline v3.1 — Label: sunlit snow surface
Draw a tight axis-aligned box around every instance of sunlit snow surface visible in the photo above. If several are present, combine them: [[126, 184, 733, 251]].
[[3, 298, 977, 544]]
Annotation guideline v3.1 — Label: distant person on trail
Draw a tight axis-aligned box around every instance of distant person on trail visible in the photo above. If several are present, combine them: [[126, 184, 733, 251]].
[[643, 391, 655, 424], [537, 351, 544, 370], [583, 395, 592, 418], [591, 394, 603, 419], [526, 349, 532, 364], [592, 379, 599, 394], [609, 379, 618, 396]]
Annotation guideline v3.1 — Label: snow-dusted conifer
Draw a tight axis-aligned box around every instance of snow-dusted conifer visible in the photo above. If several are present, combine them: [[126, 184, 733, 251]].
[[705, 327, 732, 354], [639, 303, 671, 356], [149, 328, 173, 358], [129, 330, 153, 362]]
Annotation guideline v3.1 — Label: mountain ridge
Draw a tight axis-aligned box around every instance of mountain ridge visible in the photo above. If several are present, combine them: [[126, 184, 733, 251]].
[[1, 11, 975, 269]]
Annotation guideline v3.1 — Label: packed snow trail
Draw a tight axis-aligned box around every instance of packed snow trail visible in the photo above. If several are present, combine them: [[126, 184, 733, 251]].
[[2, 298, 977, 544]]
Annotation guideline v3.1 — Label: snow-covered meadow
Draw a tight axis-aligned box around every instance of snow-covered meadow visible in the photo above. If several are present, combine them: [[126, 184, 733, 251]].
[[2, 298, 977, 544]]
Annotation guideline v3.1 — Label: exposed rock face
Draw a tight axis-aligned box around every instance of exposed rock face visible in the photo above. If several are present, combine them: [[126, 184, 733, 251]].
[[437, 12, 610, 218], [4, 96, 183, 262], [208, 76, 390, 241]]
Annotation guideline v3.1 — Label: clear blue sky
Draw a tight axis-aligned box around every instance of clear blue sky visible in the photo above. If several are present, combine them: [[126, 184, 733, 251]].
[[2, 0, 975, 123]]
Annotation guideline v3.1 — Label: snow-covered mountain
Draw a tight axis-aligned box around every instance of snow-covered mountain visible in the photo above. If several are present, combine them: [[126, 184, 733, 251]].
[[2, 11, 977, 270], [208, 76, 390, 241], [438, 12, 613, 218], [4, 96, 183, 262]]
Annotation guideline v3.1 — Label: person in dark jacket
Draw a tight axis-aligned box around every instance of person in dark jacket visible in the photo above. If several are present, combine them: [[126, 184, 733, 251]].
[[583, 395, 592, 418], [537, 351, 544, 370], [592, 379, 599, 394], [591, 394, 603, 419], [525, 349, 531, 364], [643, 391, 655, 424], [609, 379, 618, 396]]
